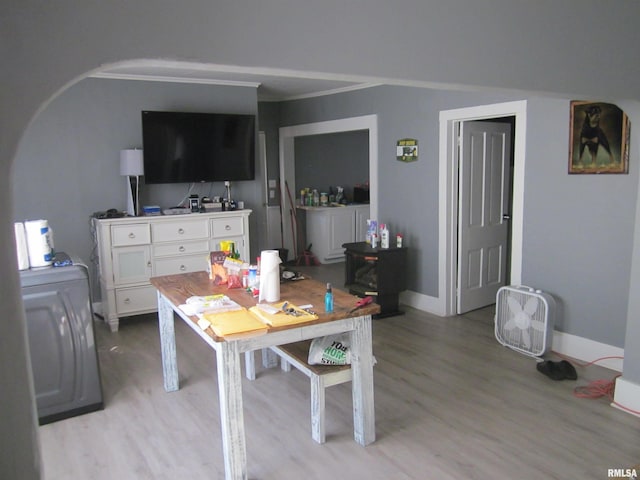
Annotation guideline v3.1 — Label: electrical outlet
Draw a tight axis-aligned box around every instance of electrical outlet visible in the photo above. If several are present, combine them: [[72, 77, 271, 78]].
[[268, 179, 276, 188], [269, 189, 275, 199]]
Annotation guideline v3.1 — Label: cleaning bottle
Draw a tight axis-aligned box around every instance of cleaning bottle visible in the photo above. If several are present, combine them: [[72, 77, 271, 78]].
[[325, 283, 334, 313], [380, 223, 389, 249]]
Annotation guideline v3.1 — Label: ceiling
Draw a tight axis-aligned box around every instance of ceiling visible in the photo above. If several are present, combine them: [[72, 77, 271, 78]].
[[91, 61, 382, 101]]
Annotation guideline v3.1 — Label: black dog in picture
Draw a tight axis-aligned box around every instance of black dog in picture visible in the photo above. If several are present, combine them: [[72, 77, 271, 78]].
[[579, 105, 615, 166]]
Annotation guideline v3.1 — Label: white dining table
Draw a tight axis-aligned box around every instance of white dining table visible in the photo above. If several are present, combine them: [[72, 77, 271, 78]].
[[150, 271, 378, 480]]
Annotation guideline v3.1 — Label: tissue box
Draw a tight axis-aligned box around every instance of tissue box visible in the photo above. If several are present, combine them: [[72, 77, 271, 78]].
[[142, 205, 162, 216]]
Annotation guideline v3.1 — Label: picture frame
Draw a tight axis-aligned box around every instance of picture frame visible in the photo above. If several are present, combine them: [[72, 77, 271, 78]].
[[568, 101, 630, 174]]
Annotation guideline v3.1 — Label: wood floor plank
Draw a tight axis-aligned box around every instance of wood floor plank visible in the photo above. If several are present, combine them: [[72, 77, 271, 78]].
[[39, 279, 639, 480]]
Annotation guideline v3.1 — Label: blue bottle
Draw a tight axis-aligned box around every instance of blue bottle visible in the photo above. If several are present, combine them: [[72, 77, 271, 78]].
[[325, 283, 334, 313]]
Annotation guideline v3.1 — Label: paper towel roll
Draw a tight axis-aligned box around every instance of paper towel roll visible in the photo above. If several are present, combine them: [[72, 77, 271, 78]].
[[24, 219, 54, 267], [14, 222, 30, 270], [258, 250, 282, 303]]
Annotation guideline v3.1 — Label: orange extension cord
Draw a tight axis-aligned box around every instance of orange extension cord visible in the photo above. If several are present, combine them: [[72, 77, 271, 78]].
[[553, 353, 640, 416]]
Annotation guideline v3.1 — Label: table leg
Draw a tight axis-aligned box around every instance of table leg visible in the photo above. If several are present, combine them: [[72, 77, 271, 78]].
[[262, 347, 278, 368], [157, 292, 179, 392], [350, 315, 376, 446], [244, 351, 256, 381], [216, 341, 248, 480]]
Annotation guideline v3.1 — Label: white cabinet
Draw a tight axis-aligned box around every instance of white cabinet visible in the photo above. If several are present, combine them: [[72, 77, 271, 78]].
[[94, 210, 251, 331], [300, 205, 370, 264]]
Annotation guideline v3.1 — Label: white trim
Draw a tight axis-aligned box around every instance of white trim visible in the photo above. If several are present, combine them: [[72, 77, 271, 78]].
[[399, 290, 444, 316], [613, 377, 640, 417], [89, 58, 467, 92], [279, 115, 378, 256], [281, 83, 383, 102], [439, 101, 527, 316], [92, 71, 262, 88], [551, 331, 624, 371], [92, 70, 381, 101]]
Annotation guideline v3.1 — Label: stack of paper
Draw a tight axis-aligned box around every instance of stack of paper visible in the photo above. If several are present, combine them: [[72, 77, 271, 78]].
[[179, 295, 243, 316], [249, 301, 318, 327]]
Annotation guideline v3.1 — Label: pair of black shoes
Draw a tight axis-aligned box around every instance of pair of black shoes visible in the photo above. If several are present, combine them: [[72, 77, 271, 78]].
[[536, 360, 577, 381]]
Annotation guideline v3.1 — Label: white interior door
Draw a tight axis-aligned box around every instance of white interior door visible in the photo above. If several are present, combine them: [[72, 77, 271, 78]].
[[457, 121, 512, 314]]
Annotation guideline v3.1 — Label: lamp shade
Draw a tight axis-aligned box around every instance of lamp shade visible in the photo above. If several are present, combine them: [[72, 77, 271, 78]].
[[119, 149, 144, 176]]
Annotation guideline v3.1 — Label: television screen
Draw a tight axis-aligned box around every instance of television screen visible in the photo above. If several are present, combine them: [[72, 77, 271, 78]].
[[142, 110, 256, 184]]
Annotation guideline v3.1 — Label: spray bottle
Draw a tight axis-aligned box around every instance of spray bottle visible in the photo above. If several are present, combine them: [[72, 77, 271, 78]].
[[325, 283, 334, 313]]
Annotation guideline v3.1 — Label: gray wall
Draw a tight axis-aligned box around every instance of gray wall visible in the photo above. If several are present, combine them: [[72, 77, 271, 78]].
[[294, 130, 369, 201], [12, 78, 264, 297], [277, 86, 638, 350], [3, 2, 640, 478]]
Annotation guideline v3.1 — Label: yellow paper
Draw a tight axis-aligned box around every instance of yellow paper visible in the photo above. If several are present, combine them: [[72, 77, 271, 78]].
[[249, 302, 318, 327], [202, 309, 268, 338]]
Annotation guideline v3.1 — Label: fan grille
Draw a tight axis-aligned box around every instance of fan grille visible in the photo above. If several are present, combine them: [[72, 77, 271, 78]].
[[495, 286, 554, 357]]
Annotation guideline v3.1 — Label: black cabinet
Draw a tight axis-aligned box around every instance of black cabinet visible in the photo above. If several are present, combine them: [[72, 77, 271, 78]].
[[343, 242, 407, 317]]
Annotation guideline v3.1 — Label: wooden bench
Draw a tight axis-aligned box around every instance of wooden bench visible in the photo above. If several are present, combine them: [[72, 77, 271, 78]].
[[270, 340, 352, 444]]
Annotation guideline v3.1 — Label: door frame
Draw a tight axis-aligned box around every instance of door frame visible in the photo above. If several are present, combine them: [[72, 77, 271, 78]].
[[439, 100, 527, 316]]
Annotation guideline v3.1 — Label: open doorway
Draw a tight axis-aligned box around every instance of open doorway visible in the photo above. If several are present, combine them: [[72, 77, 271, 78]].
[[438, 101, 527, 317], [279, 115, 378, 259]]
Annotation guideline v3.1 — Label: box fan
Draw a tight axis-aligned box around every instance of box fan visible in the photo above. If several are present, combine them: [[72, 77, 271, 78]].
[[495, 286, 556, 357]]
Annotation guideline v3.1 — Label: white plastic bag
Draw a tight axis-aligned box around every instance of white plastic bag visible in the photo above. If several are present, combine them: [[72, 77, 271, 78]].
[[308, 334, 351, 365]]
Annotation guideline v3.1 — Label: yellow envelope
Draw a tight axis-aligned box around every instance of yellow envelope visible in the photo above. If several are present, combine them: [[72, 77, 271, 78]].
[[202, 308, 269, 338]]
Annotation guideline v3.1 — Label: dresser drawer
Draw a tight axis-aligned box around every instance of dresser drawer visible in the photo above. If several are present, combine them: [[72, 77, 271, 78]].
[[115, 285, 158, 315], [152, 239, 210, 258], [111, 224, 151, 246], [152, 219, 209, 243], [210, 217, 244, 237], [153, 255, 209, 277]]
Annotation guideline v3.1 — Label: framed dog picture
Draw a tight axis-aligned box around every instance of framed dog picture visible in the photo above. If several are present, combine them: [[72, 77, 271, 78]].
[[569, 101, 630, 174]]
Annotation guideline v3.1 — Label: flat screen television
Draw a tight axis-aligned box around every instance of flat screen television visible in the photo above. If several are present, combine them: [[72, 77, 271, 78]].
[[141, 110, 256, 184]]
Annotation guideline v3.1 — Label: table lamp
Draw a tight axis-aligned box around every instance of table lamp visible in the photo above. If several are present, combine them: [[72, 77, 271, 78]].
[[120, 149, 144, 216]]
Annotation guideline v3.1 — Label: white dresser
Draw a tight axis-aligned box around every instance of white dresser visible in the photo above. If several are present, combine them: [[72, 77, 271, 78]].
[[93, 210, 251, 331]]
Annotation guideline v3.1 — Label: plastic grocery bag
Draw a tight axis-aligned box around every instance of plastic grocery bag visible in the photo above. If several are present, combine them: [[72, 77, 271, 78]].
[[308, 334, 351, 365]]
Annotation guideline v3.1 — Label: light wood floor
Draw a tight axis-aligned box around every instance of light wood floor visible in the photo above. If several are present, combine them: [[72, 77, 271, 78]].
[[40, 265, 639, 479]]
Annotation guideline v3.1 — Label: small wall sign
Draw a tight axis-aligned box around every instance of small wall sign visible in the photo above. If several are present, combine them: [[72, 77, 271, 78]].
[[396, 138, 418, 162]]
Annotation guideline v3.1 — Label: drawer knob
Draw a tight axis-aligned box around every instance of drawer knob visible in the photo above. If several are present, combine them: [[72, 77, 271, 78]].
[[225, 224, 231, 231], [128, 233, 136, 239], [178, 228, 185, 234], [180, 265, 186, 271], [179, 246, 185, 252], [124, 298, 131, 304]]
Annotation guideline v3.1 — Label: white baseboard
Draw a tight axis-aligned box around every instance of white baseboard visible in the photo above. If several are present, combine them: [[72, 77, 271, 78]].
[[400, 290, 445, 316], [399, 290, 624, 372], [613, 377, 640, 418], [551, 331, 624, 372], [92, 301, 103, 317]]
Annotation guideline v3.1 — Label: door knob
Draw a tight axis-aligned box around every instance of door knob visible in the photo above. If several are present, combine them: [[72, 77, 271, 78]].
[[502, 214, 511, 220]]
